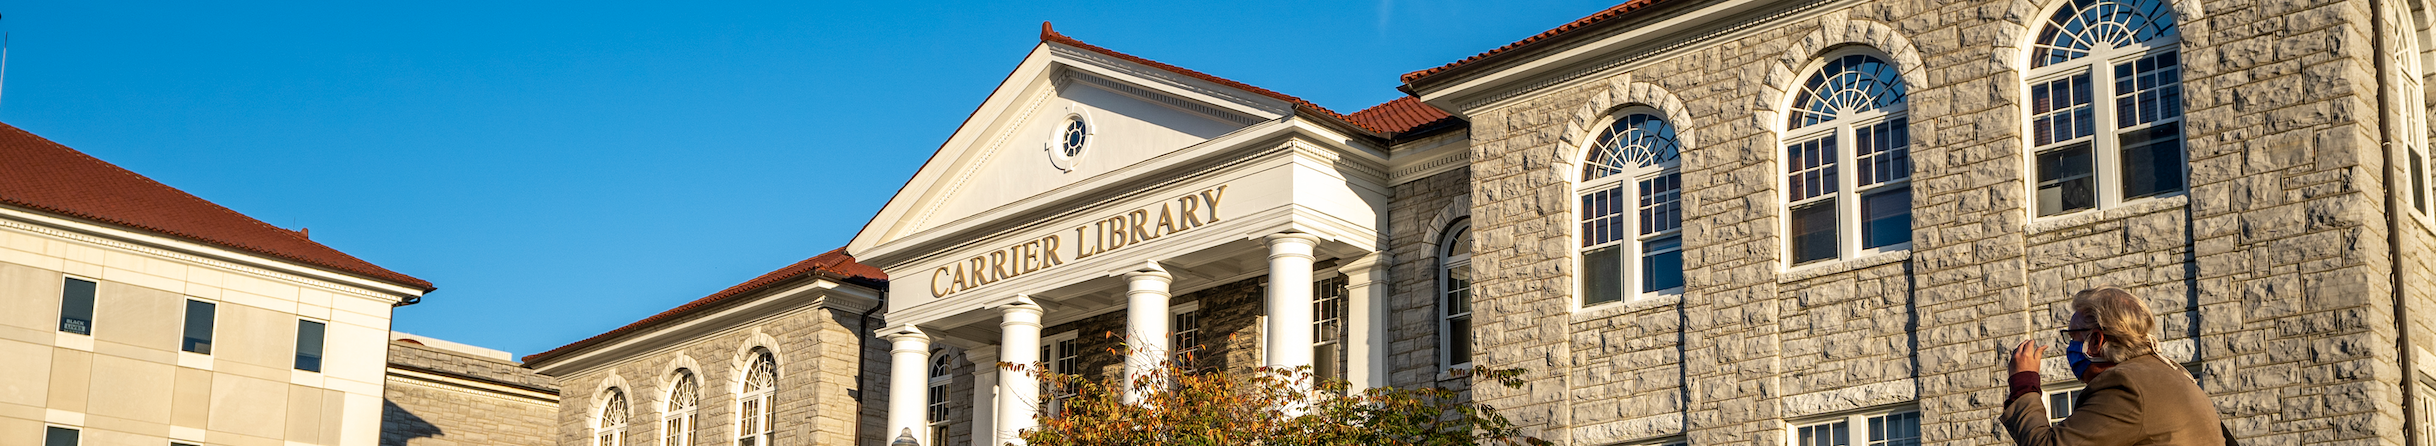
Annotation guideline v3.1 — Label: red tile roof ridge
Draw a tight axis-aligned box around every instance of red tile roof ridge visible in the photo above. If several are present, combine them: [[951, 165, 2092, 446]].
[[0, 122, 434, 291], [1347, 97, 1462, 136], [1400, 0, 1676, 84], [1039, 22, 1387, 134], [521, 247, 886, 365]]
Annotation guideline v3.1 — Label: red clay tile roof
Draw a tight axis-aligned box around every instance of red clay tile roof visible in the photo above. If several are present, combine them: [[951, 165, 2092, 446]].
[[1401, 0, 1678, 84], [0, 122, 434, 291], [522, 247, 885, 365], [1347, 97, 1461, 136], [1040, 22, 1390, 135]]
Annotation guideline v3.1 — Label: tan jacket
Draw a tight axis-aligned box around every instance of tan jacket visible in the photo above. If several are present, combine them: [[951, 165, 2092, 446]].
[[2001, 354, 2227, 446]]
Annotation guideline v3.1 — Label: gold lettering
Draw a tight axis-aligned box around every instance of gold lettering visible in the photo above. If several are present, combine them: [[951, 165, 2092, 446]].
[[1043, 235, 1064, 266], [969, 257, 992, 285], [1018, 241, 1038, 274], [989, 250, 1009, 282], [1073, 226, 1094, 259], [1199, 186, 1227, 223], [950, 264, 969, 293], [1129, 210, 1154, 242], [1154, 203, 1178, 237], [932, 267, 953, 297], [1178, 195, 1203, 229], [1105, 217, 1131, 250]]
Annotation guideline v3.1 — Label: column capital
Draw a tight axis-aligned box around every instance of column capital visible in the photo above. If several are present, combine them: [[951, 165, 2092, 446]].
[[999, 295, 1044, 328], [1122, 261, 1173, 283], [884, 325, 931, 345], [1264, 232, 1321, 260]]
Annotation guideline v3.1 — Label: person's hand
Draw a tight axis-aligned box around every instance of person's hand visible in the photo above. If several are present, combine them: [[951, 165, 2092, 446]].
[[2009, 339, 2044, 375]]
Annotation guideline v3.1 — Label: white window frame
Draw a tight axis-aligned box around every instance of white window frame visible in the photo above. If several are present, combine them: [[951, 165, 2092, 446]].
[[1780, 49, 1913, 268], [1171, 301, 1203, 369], [663, 370, 698, 446], [1573, 109, 1687, 310], [1439, 219, 1474, 371], [294, 318, 328, 373], [2041, 383, 2088, 424], [597, 388, 630, 446], [2417, 375, 2436, 446], [736, 349, 777, 446], [1041, 331, 1080, 417], [1786, 406, 1921, 446], [2394, 0, 2435, 220], [1313, 274, 1349, 382], [2023, 0, 2187, 219], [927, 351, 953, 446]]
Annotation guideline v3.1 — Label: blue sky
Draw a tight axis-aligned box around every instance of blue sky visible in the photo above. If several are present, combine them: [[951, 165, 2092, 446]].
[[1, 1, 1617, 356]]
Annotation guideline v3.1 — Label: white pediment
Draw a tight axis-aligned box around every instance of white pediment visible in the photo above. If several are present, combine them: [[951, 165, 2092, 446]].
[[848, 42, 1296, 261]]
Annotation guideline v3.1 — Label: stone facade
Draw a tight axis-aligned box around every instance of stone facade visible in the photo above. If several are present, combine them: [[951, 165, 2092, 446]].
[[381, 340, 559, 446], [547, 305, 879, 446]]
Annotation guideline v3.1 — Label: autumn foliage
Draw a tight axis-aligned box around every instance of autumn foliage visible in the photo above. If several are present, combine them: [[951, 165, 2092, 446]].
[[1002, 345, 1549, 446]]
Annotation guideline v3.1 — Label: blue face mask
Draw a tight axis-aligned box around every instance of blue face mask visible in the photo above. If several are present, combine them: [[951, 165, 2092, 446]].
[[2065, 339, 2110, 382]]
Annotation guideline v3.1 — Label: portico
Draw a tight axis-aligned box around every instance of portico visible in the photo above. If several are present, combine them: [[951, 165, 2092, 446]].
[[844, 25, 1396, 446]]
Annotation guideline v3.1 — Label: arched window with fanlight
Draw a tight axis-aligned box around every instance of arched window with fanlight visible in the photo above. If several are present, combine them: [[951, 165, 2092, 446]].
[[663, 370, 698, 446], [2392, 0, 2433, 216], [927, 352, 953, 446], [1578, 111, 1685, 307], [1438, 219, 1473, 370], [1783, 50, 1912, 266], [737, 349, 777, 446], [2026, 0, 2184, 217], [597, 388, 630, 446]]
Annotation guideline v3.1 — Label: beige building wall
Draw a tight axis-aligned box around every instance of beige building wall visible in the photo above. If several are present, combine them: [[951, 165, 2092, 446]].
[[381, 336, 559, 446], [0, 207, 424, 446]]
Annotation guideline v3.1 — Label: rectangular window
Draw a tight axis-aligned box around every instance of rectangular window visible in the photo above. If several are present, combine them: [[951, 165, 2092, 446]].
[[1789, 203, 1838, 264], [1796, 420, 1848, 446], [2045, 387, 2085, 423], [1641, 237, 1683, 292], [1581, 185, 1628, 305], [1638, 173, 1684, 293], [2031, 73, 2097, 146], [59, 277, 95, 335], [295, 320, 327, 372], [1860, 187, 1912, 249], [2036, 144, 2097, 216], [1855, 118, 1912, 186], [1787, 137, 1839, 202], [1042, 334, 1079, 417], [2113, 51, 2183, 128], [1173, 309, 1202, 366], [1795, 410, 1919, 446], [1867, 411, 1922, 446], [2118, 123, 2185, 199], [1442, 263, 1473, 367], [738, 398, 762, 446], [46, 426, 78, 446], [182, 300, 216, 354], [1313, 275, 1348, 382], [2413, 149, 2429, 214], [1582, 245, 1623, 305]]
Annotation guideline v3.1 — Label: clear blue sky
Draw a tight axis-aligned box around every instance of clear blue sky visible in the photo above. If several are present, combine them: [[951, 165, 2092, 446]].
[[1, 1, 1617, 357]]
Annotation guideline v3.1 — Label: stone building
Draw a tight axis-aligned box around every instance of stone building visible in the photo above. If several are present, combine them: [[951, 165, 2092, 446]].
[[0, 122, 436, 446], [539, 0, 2436, 444], [523, 249, 889, 446], [381, 332, 559, 446]]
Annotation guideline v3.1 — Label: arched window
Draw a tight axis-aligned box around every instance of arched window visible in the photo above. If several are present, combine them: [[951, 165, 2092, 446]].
[[597, 388, 630, 446], [738, 350, 777, 446], [2394, 0, 2433, 216], [663, 370, 698, 446], [927, 352, 953, 446], [2027, 0, 2184, 217], [1578, 111, 1685, 306], [1438, 219, 1473, 370], [1784, 51, 1912, 266]]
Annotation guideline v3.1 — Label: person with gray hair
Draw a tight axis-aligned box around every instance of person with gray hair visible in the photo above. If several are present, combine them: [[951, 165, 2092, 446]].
[[2001, 287, 2232, 445]]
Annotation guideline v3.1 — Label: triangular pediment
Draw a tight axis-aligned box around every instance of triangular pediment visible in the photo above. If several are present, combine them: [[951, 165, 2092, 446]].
[[847, 35, 1303, 262]]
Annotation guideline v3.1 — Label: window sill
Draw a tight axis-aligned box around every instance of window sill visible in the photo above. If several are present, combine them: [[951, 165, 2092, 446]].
[[1575, 293, 1682, 321], [1437, 365, 1475, 383], [1780, 250, 1911, 283], [2027, 194, 2188, 235]]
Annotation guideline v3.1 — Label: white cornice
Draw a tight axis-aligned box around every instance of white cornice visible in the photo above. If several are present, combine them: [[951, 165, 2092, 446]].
[[1045, 45, 1290, 118], [0, 204, 425, 302], [525, 279, 880, 376]]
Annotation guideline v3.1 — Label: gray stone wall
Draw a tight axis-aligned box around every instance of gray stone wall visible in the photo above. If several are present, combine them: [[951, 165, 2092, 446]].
[[1041, 276, 1269, 382], [1453, 0, 2415, 445], [1386, 163, 1472, 388], [381, 342, 559, 446], [550, 306, 876, 446]]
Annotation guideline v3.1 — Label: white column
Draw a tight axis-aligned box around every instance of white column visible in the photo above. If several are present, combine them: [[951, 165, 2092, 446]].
[[1263, 233, 1320, 371], [886, 326, 932, 445], [1123, 262, 1174, 405], [965, 346, 998, 446], [996, 296, 1045, 446], [1339, 252, 1389, 390]]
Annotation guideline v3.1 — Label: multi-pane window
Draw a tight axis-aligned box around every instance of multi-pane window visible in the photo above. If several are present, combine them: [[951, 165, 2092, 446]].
[[181, 300, 215, 354], [2045, 387, 2086, 423], [1173, 306, 1203, 367], [59, 277, 95, 335], [664, 370, 698, 446], [738, 350, 776, 446], [1785, 53, 1911, 266], [1440, 221, 1474, 370], [928, 352, 953, 446], [45, 426, 78, 446], [1042, 333, 1079, 417], [294, 320, 327, 372], [2028, 0, 2184, 217], [1313, 275, 1348, 382], [2418, 379, 2435, 446], [2394, 4, 2433, 216], [1579, 112, 1685, 306], [598, 389, 630, 446], [1793, 410, 1920, 446]]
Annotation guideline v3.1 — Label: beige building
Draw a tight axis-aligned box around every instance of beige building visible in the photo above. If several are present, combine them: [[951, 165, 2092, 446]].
[[539, 0, 2436, 444], [0, 122, 435, 446], [381, 332, 559, 446]]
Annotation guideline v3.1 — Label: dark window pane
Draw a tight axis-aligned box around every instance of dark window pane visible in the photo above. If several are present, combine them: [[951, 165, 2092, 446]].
[[2414, 151, 2429, 213], [1791, 202, 1838, 264], [2037, 145, 2097, 216], [2120, 123, 2186, 199], [1448, 315, 1472, 366], [296, 320, 327, 372], [1862, 187, 1913, 249], [1582, 246, 1623, 305], [183, 300, 215, 354], [1642, 237, 1684, 292], [59, 278, 95, 335], [45, 426, 77, 446]]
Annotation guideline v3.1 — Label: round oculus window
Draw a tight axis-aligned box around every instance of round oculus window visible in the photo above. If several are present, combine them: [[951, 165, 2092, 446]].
[[1060, 119, 1088, 157], [1046, 107, 1093, 172]]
